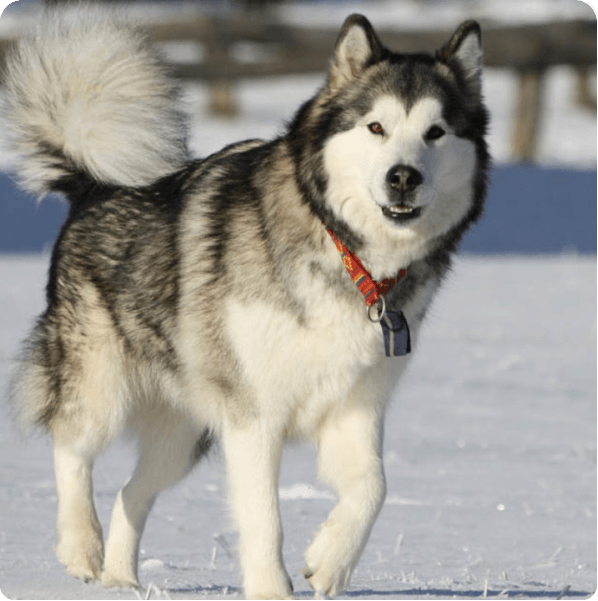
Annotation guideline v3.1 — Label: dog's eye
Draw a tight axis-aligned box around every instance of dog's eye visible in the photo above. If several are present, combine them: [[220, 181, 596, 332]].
[[368, 122, 384, 136], [425, 125, 446, 142]]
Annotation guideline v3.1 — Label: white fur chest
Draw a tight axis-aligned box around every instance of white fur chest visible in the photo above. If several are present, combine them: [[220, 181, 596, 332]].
[[224, 291, 390, 436], [222, 253, 441, 437]]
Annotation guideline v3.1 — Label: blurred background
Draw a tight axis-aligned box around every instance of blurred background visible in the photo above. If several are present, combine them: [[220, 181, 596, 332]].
[[0, 4, 595, 598], [0, 0, 596, 254]]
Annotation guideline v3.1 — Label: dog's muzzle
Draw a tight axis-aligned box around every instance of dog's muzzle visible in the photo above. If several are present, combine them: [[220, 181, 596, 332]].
[[383, 164, 423, 222]]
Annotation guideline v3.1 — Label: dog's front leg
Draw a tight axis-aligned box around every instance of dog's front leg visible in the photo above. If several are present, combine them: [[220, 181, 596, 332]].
[[222, 420, 293, 600], [304, 400, 387, 598]]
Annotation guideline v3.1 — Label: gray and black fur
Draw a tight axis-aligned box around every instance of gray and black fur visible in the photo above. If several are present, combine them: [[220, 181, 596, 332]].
[[4, 8, 490, 598]]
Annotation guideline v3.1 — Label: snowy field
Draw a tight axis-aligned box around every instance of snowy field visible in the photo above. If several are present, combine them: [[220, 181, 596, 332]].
[[0, 0, 596, 599], [0, 256, 595, 600]]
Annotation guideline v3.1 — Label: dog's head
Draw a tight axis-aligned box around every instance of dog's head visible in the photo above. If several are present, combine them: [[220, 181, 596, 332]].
[[289, 15, 490, 275]]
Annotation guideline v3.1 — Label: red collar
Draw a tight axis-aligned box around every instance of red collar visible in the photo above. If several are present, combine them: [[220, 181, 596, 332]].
[[325, 227, 407, 307]]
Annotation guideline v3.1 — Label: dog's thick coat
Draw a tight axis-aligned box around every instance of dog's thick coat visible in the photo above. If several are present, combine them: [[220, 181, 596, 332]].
[[5, 8, 489, 599]]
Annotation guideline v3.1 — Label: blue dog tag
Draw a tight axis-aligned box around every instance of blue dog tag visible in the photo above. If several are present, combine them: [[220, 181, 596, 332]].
[[381, 310, 411, 357]]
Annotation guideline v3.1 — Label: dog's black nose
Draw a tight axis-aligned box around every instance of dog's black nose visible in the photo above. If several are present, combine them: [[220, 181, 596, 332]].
[[386, 165, 423, 192]]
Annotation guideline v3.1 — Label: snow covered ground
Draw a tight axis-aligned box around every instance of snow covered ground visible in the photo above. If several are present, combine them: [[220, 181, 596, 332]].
[[0, 255, 595, 600], [0, 1, 596, 599]]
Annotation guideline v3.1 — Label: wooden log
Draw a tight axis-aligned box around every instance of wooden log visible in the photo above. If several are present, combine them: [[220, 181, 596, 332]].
[[0, 19, 594, 81], [146, 18, 596, 74]]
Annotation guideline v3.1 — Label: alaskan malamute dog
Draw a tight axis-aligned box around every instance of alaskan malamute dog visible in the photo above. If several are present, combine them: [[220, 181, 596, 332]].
[[5, 7, 489, 599]]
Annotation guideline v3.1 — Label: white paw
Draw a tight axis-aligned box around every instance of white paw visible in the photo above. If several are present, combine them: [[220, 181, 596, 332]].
[[55, 532, 104, 583], [243, 569, 294, 599], [303, 520, 354, 597], [101, 547, 141, 590], [100, 570, 141, 590], [244, 590, 294, 600]]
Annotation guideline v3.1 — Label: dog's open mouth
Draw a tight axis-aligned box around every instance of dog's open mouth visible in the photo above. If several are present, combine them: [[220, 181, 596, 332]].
[[381, 205, 422, 223]]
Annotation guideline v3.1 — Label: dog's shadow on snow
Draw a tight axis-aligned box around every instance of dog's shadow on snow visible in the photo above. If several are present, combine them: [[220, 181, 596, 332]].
[[166, 584, 241, 594], [329, 588, 591, 599], [164, 585, 591, 599]]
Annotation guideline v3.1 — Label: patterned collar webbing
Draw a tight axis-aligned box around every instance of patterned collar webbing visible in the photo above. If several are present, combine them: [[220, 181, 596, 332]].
[[325, 227, 407, 307]]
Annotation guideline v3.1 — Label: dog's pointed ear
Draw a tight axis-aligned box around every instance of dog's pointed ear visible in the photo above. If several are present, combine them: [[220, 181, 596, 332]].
[[438, 20, 483, 100], [328, 14, 384, 90]]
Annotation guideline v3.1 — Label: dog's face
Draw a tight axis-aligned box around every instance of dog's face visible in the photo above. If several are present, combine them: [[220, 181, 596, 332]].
[[323, 93, 477, 233], [292, 15, 489, 273]]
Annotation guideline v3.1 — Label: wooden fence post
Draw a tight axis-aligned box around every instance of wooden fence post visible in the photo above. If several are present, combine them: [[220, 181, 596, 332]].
[[204, 20, 239, 117], [511, 69, 545, 163], [575, 64, 597, 112]]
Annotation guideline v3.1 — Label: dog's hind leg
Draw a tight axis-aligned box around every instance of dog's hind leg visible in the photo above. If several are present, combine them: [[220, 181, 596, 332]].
[[53, 441, 105, 583], [51, 339, 128, 583], [101, 409, 209, 590]]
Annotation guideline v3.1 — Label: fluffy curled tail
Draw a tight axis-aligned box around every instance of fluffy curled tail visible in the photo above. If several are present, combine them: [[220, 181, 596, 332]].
[[2, 6, 188, 198]]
